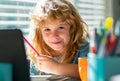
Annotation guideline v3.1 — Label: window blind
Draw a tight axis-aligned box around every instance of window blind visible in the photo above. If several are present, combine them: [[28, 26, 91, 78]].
[[0, 0, 106, 35], [0, 0, 37, 36], [72, 0, 106, 30]]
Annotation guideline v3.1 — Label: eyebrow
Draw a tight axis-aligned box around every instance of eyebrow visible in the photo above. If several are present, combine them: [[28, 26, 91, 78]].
[[58, 23, 69, 26]]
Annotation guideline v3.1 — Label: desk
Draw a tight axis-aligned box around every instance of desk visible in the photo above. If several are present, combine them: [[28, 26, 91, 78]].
[[30, 75, 51, 81], [30, 75, 80, 81]]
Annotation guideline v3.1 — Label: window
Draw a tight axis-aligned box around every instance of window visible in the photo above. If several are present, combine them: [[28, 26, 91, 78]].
[[0, 0, 37, 36], [0, 0, 106, 35], [71, 0, 106, 30]]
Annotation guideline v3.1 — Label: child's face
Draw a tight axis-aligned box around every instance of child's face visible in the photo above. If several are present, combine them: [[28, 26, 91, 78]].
[[41, 20, 70, 52]]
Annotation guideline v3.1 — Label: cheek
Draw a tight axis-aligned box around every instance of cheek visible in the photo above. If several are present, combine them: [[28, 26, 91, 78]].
[[63, 32, 70, 45], [65, 36, 70, 45], [42, 33, 49, 42]]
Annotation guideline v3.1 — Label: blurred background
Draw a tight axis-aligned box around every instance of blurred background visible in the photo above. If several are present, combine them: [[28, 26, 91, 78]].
[[0, 0, 120, 37]]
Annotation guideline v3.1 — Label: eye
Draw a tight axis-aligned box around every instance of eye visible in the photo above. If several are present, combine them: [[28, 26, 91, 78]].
[[58, 26, 65, 30], [43, 28, 51, 31]]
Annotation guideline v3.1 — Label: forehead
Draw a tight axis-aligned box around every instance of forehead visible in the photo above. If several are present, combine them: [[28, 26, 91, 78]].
[[43, 19, 68, 26]]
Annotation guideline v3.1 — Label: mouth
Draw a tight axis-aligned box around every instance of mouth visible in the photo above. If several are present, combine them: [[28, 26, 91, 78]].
[[51, 41, 61, 44]]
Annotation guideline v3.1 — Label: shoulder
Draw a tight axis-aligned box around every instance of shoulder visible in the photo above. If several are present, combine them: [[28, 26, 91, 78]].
[[72, 41, 90, 64], [78, 41, 90, 56]]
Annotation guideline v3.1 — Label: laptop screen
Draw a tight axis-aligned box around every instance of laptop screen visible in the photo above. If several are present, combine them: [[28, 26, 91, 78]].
[[0, 29, 30, 81]]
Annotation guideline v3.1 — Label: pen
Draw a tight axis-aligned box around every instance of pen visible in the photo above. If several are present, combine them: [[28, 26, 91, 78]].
[[23, 36, 39, 56], [98, 17, 114, 57], [23, 36, 43, 75]]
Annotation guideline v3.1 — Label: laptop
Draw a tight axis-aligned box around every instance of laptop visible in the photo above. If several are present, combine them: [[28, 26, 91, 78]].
[[0, 29, 30, 81]]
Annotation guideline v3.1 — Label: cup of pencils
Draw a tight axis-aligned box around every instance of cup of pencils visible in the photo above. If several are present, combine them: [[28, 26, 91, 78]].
[[78, 57, 88, 81]]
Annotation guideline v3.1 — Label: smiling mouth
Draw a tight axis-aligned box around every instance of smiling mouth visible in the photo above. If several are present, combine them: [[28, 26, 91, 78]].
[[51, 41, 61, 44]]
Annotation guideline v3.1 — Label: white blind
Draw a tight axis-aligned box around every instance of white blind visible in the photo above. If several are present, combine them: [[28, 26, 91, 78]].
[[0, 0, 106, 35], [0, 0, 37, 35], [72, 0, 106, 30]]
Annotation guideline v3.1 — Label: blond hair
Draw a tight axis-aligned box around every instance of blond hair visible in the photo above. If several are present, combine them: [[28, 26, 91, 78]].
[[28, 0, 88, 63]]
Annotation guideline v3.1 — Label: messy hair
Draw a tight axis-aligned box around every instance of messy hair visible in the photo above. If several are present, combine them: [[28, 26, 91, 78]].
[[28, 0, 88, 63]]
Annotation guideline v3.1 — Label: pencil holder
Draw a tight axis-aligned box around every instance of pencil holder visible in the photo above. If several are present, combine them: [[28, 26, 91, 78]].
[[88, 53, 120, 81], [0, 63, 12, 81]]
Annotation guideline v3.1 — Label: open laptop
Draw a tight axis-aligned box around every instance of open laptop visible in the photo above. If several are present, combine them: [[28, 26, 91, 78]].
[[0, 29, 30, 81]]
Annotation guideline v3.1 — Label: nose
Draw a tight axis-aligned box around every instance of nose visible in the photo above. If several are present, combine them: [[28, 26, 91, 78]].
[[51, 30, 59, 37]]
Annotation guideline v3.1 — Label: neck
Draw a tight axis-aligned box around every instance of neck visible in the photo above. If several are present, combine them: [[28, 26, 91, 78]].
[[53, 51, 63, 57]]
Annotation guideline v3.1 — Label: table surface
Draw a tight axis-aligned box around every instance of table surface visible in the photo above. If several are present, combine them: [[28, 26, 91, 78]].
[[30, 75, 51, 81], [30, 75, 80, 81]]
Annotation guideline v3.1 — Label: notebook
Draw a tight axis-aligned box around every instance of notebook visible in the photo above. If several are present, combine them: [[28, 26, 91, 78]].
[[0, 29, 30, 81]]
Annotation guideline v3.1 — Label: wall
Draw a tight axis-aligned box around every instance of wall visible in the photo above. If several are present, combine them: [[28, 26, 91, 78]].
[[113, 0, 120, 23]]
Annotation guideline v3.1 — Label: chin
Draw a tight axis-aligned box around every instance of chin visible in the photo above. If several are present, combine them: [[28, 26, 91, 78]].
[[52, 47, 63, 51]]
